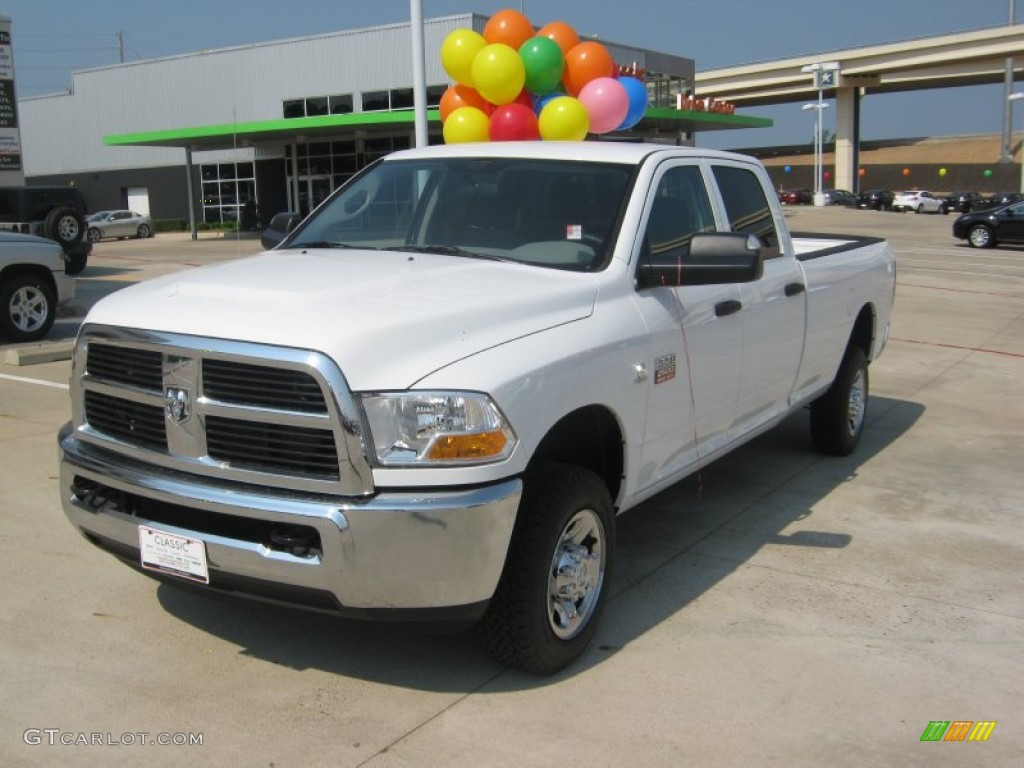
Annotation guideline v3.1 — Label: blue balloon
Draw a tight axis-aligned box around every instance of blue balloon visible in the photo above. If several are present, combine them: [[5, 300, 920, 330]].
[[615, 77, 648, 131], [784, 165, 792, 173]]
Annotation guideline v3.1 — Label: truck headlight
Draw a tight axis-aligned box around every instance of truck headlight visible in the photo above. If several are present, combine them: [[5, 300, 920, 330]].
[[360, 392, 516, 466]]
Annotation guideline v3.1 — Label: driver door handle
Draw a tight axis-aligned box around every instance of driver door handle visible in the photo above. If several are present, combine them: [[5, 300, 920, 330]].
[[785, 282, 806, 297], [715, 299, 742, 317]]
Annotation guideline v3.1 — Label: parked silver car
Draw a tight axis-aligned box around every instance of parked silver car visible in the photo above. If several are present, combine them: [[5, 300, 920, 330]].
[[86, 210, 154, 241]]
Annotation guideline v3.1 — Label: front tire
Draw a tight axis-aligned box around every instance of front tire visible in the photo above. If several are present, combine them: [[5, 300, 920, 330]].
[[136, 224, 151, 239], [968, 224, 995, 248], [1, 273, 57, 342], [811, 346, 868, 456], [87, 227, 102, 243], [480, 464, 614, 675]]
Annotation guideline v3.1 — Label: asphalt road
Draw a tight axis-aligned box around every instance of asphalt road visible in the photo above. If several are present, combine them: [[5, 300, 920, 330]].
[[1, 209, 1021, 766]]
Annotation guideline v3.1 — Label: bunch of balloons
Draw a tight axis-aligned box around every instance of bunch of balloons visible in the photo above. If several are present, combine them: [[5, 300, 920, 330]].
[[439, 9, 648, 143]]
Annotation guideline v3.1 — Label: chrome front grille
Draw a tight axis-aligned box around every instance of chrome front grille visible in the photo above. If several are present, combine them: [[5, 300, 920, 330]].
[[86, 343, 163, 390], [202, 358, 328, 413], [205, 415, 340, 479], [84, 390, 167, 450], [74, 326, 374, 496]]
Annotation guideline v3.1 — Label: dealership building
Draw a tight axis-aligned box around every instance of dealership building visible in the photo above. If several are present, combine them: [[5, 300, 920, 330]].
[[14, 14, 767, 228]]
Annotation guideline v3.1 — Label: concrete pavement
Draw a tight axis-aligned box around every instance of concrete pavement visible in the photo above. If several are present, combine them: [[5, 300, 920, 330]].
[[0, 206, 1021, 766]]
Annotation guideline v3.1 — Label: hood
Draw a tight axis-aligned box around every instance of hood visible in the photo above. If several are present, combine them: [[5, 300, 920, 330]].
[[84, 248, 599, 390]]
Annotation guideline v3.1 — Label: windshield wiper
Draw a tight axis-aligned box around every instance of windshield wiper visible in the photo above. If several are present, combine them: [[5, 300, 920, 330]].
[[389, 245, 508, 261], [291, 241, 362, 249]]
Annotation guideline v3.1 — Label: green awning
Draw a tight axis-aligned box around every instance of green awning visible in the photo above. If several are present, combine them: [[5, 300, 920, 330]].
[[104, 108, 772, 150]]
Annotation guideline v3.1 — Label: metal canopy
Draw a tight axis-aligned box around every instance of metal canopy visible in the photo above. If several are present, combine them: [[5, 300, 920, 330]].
[[104, 108, 772, 151]]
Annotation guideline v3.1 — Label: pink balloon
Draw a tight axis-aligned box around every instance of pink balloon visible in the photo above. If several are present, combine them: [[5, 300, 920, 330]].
[[577, 77, 628, 134]]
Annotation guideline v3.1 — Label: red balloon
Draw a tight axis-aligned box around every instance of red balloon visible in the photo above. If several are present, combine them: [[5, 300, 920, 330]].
[[439, 84, 494, 122], [563, 41, 615, 96], [489, 103, 540, 141], [537, 21, 579, 56], [483, 9, 534, 50]]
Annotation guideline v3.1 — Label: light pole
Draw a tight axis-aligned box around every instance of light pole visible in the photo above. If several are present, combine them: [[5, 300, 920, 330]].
[[999, 0, 1016, 163], [1010, 91, 1024, 191], [801, 62, 840, 206], [802, 102, 830, 204]]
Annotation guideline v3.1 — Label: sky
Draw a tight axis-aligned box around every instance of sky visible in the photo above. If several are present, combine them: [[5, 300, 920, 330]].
[[2, 0, 1020, 150]]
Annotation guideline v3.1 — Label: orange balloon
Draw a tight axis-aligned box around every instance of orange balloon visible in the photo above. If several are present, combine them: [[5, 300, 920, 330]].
[[538, 21, 579, 56], [483, 9, 534, 50], [563, 41, 615, 96], [439, 84, 494, 121]]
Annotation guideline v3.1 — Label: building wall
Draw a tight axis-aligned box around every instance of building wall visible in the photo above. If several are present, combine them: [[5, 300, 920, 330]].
[[17, 14, 691, 176], [15, 14, 696, 222]]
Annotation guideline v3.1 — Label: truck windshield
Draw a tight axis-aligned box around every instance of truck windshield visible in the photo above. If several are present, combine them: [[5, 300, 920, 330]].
[[288, 157, 634, 271]]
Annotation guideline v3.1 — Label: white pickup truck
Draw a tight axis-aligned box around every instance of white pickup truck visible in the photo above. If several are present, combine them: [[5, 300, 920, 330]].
[[59, 142, 895, 674]]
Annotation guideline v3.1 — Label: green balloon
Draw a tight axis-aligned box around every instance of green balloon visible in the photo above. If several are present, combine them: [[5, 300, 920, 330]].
[[520, 36, 565, 96], [984, 169, 993, 177]]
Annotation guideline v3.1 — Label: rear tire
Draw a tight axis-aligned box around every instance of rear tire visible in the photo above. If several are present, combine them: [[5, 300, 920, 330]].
[[811, 346, 868, 457], [479, 464, 614, 675]]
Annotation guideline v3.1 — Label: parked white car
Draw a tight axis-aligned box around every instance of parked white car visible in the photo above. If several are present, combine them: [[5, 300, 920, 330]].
[[86, 210, 154, 242], [0, 231, 76, 342], [892, 190, 945, 214]]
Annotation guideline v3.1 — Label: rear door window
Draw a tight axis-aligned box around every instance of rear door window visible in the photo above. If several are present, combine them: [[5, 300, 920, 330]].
[[710, 165, 780, 256]]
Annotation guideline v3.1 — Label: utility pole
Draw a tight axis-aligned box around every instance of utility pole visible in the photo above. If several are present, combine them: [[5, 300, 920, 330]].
[[999, 0, 1016, 163], [118, 30, 124, 63]]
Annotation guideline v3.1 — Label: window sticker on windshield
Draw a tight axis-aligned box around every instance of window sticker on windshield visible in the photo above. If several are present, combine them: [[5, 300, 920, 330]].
[[566, 224, 582, 240]]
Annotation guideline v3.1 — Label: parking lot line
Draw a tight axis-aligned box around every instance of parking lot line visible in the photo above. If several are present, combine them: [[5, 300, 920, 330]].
[[0, 373, 70, 390]]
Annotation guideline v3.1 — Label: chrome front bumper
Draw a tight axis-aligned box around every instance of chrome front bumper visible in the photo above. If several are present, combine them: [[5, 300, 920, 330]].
[[59, 423, 522, 619]]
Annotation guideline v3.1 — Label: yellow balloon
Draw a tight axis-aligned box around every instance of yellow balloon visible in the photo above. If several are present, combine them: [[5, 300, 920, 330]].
[[538, 96, 589, 141], [441, 29, 487, 87], [443, 106, 490, 144], [471, 43, 526, 106]]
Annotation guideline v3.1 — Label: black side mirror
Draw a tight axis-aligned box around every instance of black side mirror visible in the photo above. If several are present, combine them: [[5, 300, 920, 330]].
[[260, 212, 302, 250], [637, 232, 764, 289]]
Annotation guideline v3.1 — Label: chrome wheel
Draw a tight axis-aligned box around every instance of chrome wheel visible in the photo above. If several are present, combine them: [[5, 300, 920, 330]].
[[56, 213, 80, 241], [9, 285, 49, 333], [548, 509, 606, 640], [968, 225, 993, 248]]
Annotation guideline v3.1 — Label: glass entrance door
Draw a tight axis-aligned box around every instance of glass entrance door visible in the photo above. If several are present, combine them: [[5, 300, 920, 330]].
[[291, 175, 334, 217]]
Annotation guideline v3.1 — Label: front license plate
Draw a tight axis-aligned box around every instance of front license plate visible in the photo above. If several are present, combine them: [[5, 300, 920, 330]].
[[138, 526, 209, 584]]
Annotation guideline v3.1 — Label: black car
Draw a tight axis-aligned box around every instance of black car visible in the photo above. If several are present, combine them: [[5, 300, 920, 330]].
[[857, 189, 894, 211], [941, 191, 984, 214], [984, 191, 1024, 209], [952, 200, 1024, 248], [823, 188, 858, 207]]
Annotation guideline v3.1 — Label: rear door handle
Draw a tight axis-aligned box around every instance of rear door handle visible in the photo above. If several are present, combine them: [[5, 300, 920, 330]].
[[785, 282, 806, 297], [715, 299, 742, 317]]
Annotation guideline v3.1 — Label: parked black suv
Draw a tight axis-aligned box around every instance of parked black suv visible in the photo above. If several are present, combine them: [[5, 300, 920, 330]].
[[0, 186, 92, 274]]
